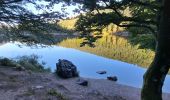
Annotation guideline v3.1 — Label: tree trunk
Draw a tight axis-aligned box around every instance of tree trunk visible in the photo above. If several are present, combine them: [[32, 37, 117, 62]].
[[141, 0, 170, 100]]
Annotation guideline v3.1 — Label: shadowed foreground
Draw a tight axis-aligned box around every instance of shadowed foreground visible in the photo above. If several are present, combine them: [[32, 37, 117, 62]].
[[0, 66, 169, 100]]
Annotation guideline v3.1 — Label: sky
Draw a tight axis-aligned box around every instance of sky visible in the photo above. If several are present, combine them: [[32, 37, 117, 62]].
[[25, 1, 82, 18]]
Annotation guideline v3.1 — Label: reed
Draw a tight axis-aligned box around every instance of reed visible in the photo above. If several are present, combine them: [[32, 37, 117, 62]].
[[58, 35, 155, 68]]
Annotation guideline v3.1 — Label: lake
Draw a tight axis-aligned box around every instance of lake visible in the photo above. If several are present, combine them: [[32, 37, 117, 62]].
[[0, 42, 170, 93]]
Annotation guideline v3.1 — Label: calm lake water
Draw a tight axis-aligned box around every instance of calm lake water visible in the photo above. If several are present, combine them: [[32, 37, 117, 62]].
[[0, 42, 170, 93]]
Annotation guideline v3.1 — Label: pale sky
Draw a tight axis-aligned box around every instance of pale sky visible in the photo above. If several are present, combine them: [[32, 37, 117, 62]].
[[25, 2, 82, 18]]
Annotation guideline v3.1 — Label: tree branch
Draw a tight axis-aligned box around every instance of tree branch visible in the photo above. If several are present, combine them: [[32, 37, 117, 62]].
[[130, 0, 161, 10], [1, 0, 22, 4], [115, 23, 156, 34]]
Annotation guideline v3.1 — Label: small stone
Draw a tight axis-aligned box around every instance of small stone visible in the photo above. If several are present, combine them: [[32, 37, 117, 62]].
[[76, 79, 88, 86], [33, 85, 44, 89], [96, 70, 107, 74], [107, 76, 118, 81]]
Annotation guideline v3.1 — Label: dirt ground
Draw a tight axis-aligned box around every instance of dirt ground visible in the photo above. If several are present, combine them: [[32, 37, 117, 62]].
[[0, 66, 169, 100]]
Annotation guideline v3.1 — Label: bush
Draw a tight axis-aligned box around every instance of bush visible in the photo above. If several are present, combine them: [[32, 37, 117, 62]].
[[16, 55, 51, 72], [129, 34, 156, 50], [0, 58, 16, 67], [127, 27, 153, 37], [0, 55, 51, 72]]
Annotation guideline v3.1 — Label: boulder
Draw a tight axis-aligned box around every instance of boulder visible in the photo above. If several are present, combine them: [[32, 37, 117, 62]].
[[56, 59, 79, 78], [14, 64, 25, 71], [96, 70, 107, 74], [107, 76, 118, 81], [76, 79, 88, 86]]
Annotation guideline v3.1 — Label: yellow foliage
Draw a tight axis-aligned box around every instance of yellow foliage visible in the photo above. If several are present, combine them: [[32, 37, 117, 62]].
[[58, 35, 155, 68]]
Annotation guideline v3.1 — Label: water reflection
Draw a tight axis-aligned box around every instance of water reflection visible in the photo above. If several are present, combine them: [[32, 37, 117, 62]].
[[0, 42, 170, 93]]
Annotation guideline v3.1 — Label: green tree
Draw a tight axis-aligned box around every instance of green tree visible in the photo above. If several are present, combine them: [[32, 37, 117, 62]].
[[69, 0, 169, 100], [0, 0, 67, 44]]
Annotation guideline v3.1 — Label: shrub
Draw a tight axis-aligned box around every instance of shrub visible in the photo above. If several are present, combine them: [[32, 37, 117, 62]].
[[0, 55, 51, 72], [16, 55, 51, 72], [0, 58, 16, 67], [129, 34, 156, 50]]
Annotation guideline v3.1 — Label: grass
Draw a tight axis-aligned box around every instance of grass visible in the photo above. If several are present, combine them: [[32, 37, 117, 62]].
[[58, 35, 155, 68], [47, 88, 67, 100]]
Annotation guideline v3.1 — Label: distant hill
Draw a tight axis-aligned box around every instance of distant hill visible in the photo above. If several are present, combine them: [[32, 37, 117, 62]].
[[58, 18, 78, 30], [57, 8, 131, 35]]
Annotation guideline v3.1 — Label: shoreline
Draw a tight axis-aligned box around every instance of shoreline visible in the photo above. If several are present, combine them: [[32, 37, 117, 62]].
[[0, 66, 169, 100]]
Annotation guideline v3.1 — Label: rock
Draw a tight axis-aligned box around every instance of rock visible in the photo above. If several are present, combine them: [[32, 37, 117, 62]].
[[76, 79, 88, 86], [14, 65, 25, 71], [34, 85, 44, 89], [56, 59, 79, 78], [107, 76, 118, 81], [96, 70, 107, 74], [32, 85, 44, 90]]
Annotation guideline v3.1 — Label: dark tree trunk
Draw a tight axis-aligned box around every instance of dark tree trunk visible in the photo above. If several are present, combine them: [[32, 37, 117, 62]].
[[141, 0, 170, 100]]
